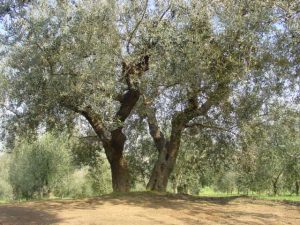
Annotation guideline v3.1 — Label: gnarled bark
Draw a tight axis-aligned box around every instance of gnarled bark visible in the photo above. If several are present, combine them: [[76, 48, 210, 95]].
[[146, 101, 190, 191], [146, 139, 181, 191]]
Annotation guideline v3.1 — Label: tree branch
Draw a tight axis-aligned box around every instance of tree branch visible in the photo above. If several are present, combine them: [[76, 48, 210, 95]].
[[59, 98, 110, 145], [145, 102, 166, 153], [126, 0, 149, 53]]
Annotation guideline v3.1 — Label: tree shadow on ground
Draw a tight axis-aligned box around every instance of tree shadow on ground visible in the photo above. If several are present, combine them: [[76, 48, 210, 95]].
[[0, 193, 298, 225], [8, 192, 240, 212], [0, 205, 61, 225], [91, 193, 297, 224], [90, 192, 242, 208]]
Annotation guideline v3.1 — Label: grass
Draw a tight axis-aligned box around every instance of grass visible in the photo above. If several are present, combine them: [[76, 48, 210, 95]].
[[199, 187, 238, 197], [199, 187, 300, 202], [1, 189, 299, 205], [250, 194, 300, 202]]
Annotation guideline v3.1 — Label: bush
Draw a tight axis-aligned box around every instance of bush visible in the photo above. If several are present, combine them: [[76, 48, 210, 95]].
[[7, 133, 113, 200], [87, 154, 112, 195], [0, 179, 13, 200], [53, 167, 94, 198], [9, 133, 74, 199], [0, 154, 13, 200]]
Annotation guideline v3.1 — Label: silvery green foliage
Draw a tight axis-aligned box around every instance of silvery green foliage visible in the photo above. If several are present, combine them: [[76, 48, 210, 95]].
[[1, 0, 122, 139], [126, 0, 299, 136], [236, 105, 300, 194], [0, 0, 299, 167]]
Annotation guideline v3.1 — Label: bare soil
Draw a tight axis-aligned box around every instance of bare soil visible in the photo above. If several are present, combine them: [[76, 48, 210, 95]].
[[0, 193, 299, 225]]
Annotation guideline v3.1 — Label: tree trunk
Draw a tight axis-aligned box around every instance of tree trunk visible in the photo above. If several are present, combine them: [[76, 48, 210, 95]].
[[146, 108, 186, 192], [145, 95, 212, 192], [147, 133, 181, 192], [273, 182, 278, 196], [110, 156, 130, 192], [65, 55, 148, 193], [171, 175, 178, 193], [105, 128, 131, 192], [272, 179, 279, 196], [272, 170, 283, 196], [147, 148, 177, 191], [296, 180, 299, 196]]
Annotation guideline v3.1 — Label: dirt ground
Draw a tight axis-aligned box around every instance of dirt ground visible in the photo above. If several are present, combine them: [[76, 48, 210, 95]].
[[0, 193, 299, 225]]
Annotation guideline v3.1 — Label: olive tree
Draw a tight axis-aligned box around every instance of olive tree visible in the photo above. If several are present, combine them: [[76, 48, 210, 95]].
[[238, 105, 300, 195], [139, 0, 299, 191]]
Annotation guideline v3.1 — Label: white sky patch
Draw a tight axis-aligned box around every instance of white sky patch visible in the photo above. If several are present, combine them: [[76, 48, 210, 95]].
[[210, 15, 225, 35]]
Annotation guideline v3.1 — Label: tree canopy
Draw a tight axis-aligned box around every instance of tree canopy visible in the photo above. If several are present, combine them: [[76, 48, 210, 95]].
[[0, 0, 299, 192]]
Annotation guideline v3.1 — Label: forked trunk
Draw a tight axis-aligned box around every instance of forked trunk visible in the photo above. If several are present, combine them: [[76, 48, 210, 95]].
[[147, 141, 180, 192], [146, 112, 184, 192], [73, 58, 147, 193], [146, 95, 206, 192]]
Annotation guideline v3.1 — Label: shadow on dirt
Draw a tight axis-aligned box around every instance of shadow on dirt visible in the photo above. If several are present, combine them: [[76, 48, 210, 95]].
[[93, 192, 242, 207], [0, 192, 298, 225], [0, 205, 61, 225]]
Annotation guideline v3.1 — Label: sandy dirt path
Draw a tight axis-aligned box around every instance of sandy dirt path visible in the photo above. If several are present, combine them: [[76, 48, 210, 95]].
[[0, 193, 299, 225]]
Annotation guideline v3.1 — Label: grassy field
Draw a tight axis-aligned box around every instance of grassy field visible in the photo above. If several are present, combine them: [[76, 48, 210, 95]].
[[1, 188, 299, 205]]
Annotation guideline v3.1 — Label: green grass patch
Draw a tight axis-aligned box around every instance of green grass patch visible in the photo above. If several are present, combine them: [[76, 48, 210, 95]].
[[199, 187, 237, 197], [250, 194, 300, 202], [198, 187, 300, 202]]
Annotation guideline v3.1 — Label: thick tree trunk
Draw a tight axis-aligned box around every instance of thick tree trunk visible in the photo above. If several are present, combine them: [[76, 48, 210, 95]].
[[146, 103, 190, 192], [110, 156, 130, 192], [63, 56, 149, 193], [147, 147, 177, 191], [146, 95, 213, 192], [105, 128, 131, 192], [147, 125, 182, 192]]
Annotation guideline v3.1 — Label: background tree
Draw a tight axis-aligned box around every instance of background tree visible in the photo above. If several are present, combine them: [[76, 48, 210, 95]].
[[237, 104, 300, 195], [9, 133, 73, 199]]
